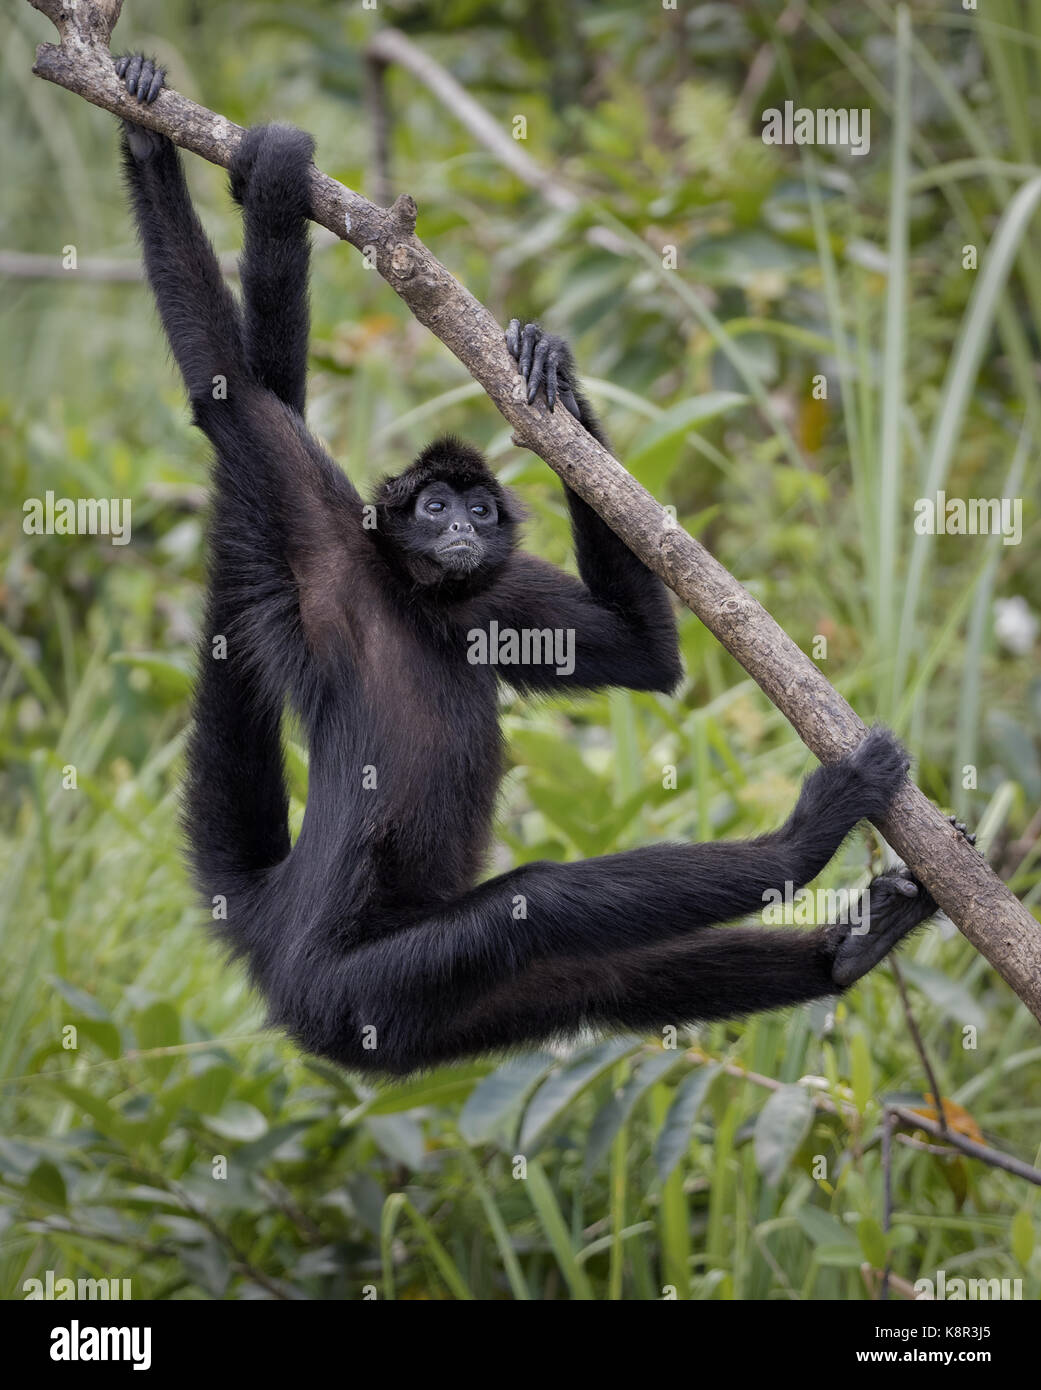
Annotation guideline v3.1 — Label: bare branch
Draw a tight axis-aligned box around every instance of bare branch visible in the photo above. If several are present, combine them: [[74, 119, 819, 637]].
[[888, 1105, 1041, 1187], [24, 0, 1041, 1020]]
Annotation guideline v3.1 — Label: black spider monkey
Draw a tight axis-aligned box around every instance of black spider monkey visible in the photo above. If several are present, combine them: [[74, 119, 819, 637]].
[[116, 56, 954, 1076]]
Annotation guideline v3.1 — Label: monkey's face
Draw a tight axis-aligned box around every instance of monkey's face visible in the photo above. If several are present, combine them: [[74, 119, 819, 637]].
[[407, 481, 507, 576]]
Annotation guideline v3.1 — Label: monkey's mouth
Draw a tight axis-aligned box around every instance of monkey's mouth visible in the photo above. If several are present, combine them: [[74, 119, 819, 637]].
[[437, 538, 481, 569]]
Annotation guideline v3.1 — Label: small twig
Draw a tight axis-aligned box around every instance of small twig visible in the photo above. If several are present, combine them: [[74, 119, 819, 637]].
[[888, 1105, 1041, 1187], [683, 1045, 1041, 1182], [890, 957, 949, 1136]]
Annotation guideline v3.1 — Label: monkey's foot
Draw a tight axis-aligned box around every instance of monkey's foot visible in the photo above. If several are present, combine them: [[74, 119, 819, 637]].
[[114, 54, 167, 161], [114, 53, 165, 105], [828, 818, 977, 988]]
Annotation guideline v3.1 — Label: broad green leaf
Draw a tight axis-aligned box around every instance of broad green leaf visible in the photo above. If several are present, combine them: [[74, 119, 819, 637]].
[[584, 1051, 681, 1177], [857, 1217, 888, 1267], [654, 1063, 720, 1183], [898, 960, 987, 1032], [50, 977, 112, 1022], [459, 1054, 556, 1144], [1011, 1208, 1034, 1266], [519, 1038, 639, 1151], [796, 1206, 857, 1248], [27, 1160, 66, 1209], [754, 1084, 815, 1184], [364, 1061, 488, 1115], [203, 1101, 268, 1142]]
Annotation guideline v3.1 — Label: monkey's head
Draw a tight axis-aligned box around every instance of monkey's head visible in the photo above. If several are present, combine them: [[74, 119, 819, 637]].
[[373, 436, 521, 591]]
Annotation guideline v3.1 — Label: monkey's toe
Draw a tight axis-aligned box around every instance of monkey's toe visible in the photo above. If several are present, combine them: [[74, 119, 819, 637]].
[[115, 53, 164, 104]]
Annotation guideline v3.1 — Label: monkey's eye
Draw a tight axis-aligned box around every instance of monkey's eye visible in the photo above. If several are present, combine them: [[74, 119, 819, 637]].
[[426, 500, 445, 514], [470, 504, 489, 517]]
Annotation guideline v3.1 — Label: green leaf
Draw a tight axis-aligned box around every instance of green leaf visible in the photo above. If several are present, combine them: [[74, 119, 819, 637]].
[[27, 1159, 67, 1209], [365, 1114, 425, 1171], [815, 1245, 864, 1268], [654, 1063, 720, 1183], [46, 1081, 131, 1145], [857, 1217, 888, 1267], [459, 1054, 556, 1145], [134, 1000, 181, 1050], [796, 1206, 857, 1248], [72, 1019, 122, 1060], [584, 1051, 681, 1177], [110, 651, 193, 701], [203, 1101, 268, 1142], [1011, 1208, 1034, 1266], [179, 1235, 232, 1297], [525, 1160, 595, 1301], [519, 1039, 639, 1151], [626, 393, 747, 491], [754, 1084, 815, 1184], [897, 960, 987, 1032], [365, 1061, 488, 1115], [50, 977, 112, 1022]]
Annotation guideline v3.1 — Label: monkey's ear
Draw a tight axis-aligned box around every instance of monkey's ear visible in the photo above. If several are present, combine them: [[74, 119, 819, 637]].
[[375, 473, 416, 510]]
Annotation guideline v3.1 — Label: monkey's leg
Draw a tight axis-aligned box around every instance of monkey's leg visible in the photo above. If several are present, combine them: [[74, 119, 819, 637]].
[[382, 868, 939, 1072]]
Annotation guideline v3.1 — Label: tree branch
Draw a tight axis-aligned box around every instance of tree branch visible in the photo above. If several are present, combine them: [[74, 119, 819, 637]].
[[25, 0, 1041, 1020]]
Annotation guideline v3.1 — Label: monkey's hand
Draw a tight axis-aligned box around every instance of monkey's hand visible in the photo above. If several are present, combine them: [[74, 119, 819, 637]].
[[506, 319, 582, 417], [228, 124, 316, 220], [114, 55, 168, 161]]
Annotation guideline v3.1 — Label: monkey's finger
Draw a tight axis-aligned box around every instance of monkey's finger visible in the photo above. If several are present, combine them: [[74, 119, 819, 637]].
[[137, 60, 156, 102], [114, 55, 130, 78], [560, 384, 580, 418], [527, 337, 551, 404], [545, 356, 559, 411], [126, 53, 143, 96], [505, 318, 521, 359], [557, 378, 580, 419], [146, 66, 165, 104], [518, 322, 540, 379]]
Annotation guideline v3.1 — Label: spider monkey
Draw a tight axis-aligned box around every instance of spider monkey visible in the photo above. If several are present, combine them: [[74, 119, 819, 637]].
[[116, 56, 954, 1076]]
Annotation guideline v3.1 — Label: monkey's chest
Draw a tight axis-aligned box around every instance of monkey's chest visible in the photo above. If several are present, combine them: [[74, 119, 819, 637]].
[[352, 655, 502, 896]]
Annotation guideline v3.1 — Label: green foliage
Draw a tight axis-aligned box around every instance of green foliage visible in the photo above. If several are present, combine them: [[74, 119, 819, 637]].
[[0, 0, 1038, 1300]]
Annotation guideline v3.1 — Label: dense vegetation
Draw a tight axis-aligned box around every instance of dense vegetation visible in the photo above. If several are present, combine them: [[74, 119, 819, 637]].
[[1, 0, 1038, 1300]]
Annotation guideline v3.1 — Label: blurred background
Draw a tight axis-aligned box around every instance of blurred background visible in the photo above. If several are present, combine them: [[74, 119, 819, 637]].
[[1, 0, 1038, 1300]]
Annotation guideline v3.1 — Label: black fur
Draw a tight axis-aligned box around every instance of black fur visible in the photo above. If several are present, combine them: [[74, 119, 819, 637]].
[[116, 77, 942, 1076]]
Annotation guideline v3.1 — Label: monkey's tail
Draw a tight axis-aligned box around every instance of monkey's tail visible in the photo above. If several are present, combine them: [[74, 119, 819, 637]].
[[182, 578, 292, 940]]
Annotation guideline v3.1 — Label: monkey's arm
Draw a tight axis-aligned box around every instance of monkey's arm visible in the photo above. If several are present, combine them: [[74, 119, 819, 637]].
[[117, 56, 243, 403], [230, 124, 314, 415], [499, 320, 682, 693]]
